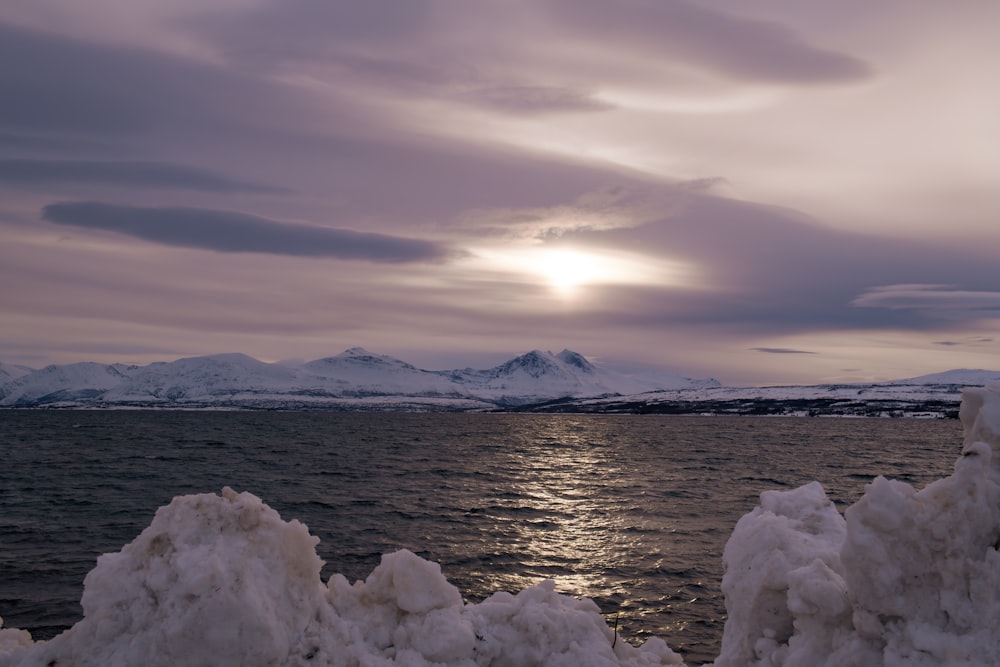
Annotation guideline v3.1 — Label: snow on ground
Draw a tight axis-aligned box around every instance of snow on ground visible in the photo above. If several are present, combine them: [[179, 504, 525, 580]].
[[3, 385, 1000, 666], [577, 382, 966, 407]]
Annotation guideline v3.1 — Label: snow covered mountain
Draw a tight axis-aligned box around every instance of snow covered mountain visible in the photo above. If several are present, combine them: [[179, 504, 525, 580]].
[[439, 349, 716, 405], [101, 353, 301, 403], [0, 349, 993, 415], [0, 362, 139, 406], [452, 350, 607, 405], [539, 371, 1000, 418], [0, 361, 33, 384], [883, 369, 1000, 386], [0, 348, 716, 409], [301, 348, 463, 397]]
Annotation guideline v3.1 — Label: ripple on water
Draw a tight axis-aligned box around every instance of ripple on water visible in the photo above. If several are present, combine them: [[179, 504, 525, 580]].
[[0, 411, 960, 664]]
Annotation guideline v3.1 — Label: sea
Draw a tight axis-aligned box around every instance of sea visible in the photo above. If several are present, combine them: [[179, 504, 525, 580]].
[[0, 411, 961, 664]]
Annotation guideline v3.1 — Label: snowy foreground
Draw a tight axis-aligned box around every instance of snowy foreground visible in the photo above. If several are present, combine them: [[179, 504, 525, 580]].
[[3, 387, 1000, 666]]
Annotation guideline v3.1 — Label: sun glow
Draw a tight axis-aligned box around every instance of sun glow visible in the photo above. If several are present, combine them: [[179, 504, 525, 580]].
[[537, 249, 605, 292], [474, 246, 687, 299]]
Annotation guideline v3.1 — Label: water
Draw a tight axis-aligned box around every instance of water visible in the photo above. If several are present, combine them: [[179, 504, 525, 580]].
[[0, 411, 960, 664]]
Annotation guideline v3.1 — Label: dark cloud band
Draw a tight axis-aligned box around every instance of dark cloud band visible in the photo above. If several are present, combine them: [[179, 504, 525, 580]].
[[42, 202, 453, 263], [0, 159, 284, 193]]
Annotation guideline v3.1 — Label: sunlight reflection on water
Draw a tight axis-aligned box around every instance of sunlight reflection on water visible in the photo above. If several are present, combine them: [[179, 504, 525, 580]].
[[0, 412, 959, 664]]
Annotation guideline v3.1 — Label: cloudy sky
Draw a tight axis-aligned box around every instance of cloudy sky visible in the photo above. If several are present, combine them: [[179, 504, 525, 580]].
[[2, 0, 997, 385]]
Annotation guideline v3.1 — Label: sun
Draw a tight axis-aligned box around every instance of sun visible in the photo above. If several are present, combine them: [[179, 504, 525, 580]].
[[537, 249, 596, 293], [533, 247, 676, 297], [468, 244, 690, 301]]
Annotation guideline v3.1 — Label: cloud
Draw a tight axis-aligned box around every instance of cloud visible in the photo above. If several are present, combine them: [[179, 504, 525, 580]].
[[459, 85, 614, 115], [0, 21, 362, 151], [457, 185, 664, 241], [2, 1, 995, 383], [191, 0, 870, 122], [540, 189, 1000, 334], [0, 22, 169, 135], [47, 340, 181, 357], [42, 202, 455, 262], [542, 0, 872, 84], [0, 159, 285, 193], [851, 285, 1000, 314], [190, 0, 432, 64]]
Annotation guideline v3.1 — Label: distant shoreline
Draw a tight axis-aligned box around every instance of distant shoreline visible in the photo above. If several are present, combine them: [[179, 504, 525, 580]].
[[0, 397, 961, 417]]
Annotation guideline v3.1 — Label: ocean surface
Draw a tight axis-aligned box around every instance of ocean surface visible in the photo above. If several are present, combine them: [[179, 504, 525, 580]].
[[0, 411, 961, 664]]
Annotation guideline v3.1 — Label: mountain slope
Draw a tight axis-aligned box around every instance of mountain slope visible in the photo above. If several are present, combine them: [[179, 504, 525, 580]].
[[299, 348, 465, 397], [474, 350, 598, 404], [885, 369, 1000, 386], [0, 362, 137, 406], [103, 353, 300, 402], [445, 349, 717, 404], [0, 362, 34, 384]]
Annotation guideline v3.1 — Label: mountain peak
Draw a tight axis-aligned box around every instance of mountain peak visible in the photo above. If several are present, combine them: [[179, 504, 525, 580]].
[[556, 349, 595, 374], [309, 348, 418, 372], [495, 350, 564, 379]]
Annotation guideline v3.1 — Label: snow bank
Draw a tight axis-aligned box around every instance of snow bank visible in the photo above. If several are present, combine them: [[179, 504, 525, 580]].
[[0, 487, 682, 667], [3, 384, 1000, 666], [713, 383, 1000, 666]]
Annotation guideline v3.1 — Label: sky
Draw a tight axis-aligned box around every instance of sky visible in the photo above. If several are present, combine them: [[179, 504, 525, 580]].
[[1, 0, 998, 386]]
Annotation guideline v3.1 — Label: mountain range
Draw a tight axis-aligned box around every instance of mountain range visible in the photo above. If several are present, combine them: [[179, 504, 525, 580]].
[[1, 349, 998, 416], [0, 348, 716, 410]]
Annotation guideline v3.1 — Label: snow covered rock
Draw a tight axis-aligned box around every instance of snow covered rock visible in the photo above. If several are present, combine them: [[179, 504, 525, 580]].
[[712, 383, 1000, 666]]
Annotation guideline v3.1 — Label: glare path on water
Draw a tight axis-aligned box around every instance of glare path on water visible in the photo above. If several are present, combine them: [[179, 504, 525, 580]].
[[0, 412, 959, 664]]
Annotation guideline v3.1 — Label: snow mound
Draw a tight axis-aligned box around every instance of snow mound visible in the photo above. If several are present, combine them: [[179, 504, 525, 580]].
[[713, 382, 1000, 666], [0, 488, 682, 667]]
